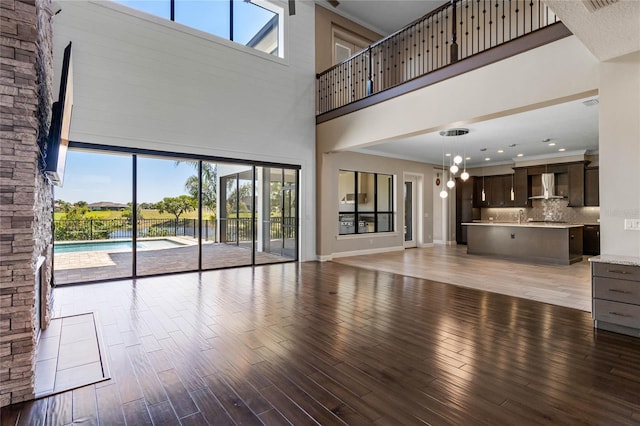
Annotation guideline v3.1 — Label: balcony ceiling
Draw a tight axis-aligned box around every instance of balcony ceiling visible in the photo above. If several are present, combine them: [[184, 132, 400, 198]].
[[319, 0, 446, 35], [353, 96, 599, 168]]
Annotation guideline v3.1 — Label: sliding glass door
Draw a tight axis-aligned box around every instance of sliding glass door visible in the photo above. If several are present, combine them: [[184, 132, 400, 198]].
[[53, 150, 132, 284], [255, 167, 298, 264], [53, 145, 299, 285], [136, 156, 199, 276]]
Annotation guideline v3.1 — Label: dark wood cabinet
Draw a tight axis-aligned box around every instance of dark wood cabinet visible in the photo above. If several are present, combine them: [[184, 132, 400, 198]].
[[567, 163, 585, 206], [513, 168, 531, 207], [489, 175, 513, 207], [472, 174, 518, 208], [456, 177, 480, 244], [583, 224, 600, 255], [585, 167, 599, 206], [473, 176, 485, 208]]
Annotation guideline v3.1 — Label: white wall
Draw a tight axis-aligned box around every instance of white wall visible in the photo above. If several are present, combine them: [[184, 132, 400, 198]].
[[53, 0, 317, 260], [599, 52, 640, 258]]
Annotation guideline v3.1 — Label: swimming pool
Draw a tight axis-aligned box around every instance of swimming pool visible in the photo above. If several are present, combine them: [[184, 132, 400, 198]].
[[54, 239, 186, 254]]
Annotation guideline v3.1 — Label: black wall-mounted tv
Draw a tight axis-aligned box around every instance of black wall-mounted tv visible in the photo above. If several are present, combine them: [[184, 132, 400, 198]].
[[44, 42, 73, 187]]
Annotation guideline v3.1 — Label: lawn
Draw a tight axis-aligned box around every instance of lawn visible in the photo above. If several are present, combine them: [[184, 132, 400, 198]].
[[55, 209, 216, 220]]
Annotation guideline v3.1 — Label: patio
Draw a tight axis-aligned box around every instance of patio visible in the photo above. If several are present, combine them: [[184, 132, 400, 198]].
[[54, 240, 294, 284]]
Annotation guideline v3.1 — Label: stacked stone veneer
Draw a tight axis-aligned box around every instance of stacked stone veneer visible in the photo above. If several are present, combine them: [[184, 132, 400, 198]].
[[0, 0, 53, 407]]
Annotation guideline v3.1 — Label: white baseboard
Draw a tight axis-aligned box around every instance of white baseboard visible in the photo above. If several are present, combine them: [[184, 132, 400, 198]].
[[321, 246, 405, 261]]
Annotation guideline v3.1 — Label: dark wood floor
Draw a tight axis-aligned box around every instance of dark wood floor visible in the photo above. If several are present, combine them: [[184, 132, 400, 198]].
[[3, 261, 640, 425]]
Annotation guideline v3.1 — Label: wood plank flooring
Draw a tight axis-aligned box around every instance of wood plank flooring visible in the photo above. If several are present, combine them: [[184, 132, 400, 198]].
[[3, 261, 640, 425], [332, 245, 592, 311]]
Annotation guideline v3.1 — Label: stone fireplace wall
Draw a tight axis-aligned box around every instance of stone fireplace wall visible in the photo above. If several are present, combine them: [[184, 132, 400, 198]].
[[0, 0, 53, 407]]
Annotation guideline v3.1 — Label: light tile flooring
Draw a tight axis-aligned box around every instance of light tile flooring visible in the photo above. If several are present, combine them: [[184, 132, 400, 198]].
[[332, 245, 592, 311], [35, 313, 109, 397]]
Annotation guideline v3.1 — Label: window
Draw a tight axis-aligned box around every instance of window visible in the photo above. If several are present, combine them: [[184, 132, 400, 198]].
[[338, 170, 394, 235], [113, 0, 283, 58], [175, 0, 230, 40]]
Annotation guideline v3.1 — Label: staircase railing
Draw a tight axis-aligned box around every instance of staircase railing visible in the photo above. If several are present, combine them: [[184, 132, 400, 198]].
[[316, 0, 558, 115]]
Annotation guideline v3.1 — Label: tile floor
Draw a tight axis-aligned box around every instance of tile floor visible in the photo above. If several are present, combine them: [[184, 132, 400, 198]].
[[35, 313, 109, 397]]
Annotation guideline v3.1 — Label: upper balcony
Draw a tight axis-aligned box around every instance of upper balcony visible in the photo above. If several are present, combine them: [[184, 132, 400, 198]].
[[316, 0, 568, 122]]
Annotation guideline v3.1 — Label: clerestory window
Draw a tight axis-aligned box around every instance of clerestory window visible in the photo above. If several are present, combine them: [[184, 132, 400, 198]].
[[114, 0, 283, 57]]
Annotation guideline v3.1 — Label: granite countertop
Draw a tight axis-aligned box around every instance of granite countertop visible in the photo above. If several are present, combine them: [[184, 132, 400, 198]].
[[462, 222, 584, 229], [588, 255, 640, 266]]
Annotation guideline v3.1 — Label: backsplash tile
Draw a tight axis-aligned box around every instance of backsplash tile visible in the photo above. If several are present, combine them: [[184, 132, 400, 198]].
[[482, 200, 600, 224]]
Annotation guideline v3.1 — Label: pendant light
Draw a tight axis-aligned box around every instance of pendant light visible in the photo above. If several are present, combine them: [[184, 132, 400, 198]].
[[460, 144, 469, 181], [481, 171, 486, 201], [510, 173, 515, 201], [447, 158, 456, 189], [446, 172, 455, 189], [440, 136, 448, 199]]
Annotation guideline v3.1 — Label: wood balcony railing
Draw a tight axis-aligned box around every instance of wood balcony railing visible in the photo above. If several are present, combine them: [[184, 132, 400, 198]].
[[316, 0, 559, 116]]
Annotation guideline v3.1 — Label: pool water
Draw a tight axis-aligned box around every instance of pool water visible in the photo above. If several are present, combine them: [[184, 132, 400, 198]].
[[54, 239, 186, 254]]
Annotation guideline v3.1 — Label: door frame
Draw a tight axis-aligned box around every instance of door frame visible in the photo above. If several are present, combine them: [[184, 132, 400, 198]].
[[403, 172, 423, 248]]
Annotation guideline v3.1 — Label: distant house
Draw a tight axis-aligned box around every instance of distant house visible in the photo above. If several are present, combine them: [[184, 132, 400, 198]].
[[88, 202, 128, 211]]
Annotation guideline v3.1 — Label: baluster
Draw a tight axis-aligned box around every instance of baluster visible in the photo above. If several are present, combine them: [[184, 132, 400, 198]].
[[501, 0, 505, 44], [515, 0, 519, 37], [530, 0, 533, 33], [495, 0, 499, 45]]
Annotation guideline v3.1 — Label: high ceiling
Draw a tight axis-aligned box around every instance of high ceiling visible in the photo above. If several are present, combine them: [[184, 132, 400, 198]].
[[318, 1, 604, 168], [318, 0, 445, 35]]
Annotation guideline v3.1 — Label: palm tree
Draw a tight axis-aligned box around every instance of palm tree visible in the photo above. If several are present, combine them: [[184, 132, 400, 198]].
[[179, 162, 218, 213]]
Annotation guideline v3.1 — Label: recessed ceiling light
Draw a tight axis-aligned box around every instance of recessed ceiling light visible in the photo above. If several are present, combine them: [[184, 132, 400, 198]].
[[497, 149, 504, 153], [548, 142, 556, 146], [445, 153, 451, 157], [485, 157, 491, 161], [480, 148, 487, 152], [465, 156, 471, 160], [509, 144, 517, 147], [558, 148, 566, 152], [542, 138, 551, 143], [517, 153, 524, 157]]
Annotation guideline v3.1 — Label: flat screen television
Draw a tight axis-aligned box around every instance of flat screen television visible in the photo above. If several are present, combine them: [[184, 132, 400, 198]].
[[44, 42, 73, 186]]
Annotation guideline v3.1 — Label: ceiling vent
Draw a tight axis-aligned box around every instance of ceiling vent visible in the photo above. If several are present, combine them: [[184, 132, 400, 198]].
[[439, 128, 469, 137], [582, 98, 599, 107], [583, 0, 618, 13]]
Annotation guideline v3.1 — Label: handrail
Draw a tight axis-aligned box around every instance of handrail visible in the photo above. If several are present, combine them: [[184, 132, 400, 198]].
[[316, 0, 558, 115], [317, 1, 452, 78]]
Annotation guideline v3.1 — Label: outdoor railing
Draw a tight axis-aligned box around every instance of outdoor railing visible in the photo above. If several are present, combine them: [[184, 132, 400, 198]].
[[54, 218, 214, 241], [54, 217, 297, 243], [316, 0, 558, 114], [220, 217, 297, 244]]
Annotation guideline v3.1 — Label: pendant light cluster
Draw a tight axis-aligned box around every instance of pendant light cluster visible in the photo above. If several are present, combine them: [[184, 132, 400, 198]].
[[439, 128, 469, 198]]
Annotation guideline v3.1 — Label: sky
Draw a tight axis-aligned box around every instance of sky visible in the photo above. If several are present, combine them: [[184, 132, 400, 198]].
[[117, 0, 276, 45], [55, 151, 196, 204]]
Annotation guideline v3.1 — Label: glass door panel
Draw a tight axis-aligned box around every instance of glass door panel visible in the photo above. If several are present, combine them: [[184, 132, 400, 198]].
[[53, 150, 132, 284], [136, 156, 199, 276], [255, 167, 297, 264], [205, 163, 253, 269]]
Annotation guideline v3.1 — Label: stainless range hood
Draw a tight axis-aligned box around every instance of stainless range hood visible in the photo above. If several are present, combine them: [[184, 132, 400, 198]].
[[529, 173, 566, 200]]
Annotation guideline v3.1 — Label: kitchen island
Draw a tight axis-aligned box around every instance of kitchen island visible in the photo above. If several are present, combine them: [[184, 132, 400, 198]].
[[463, 222, 584, 265]]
